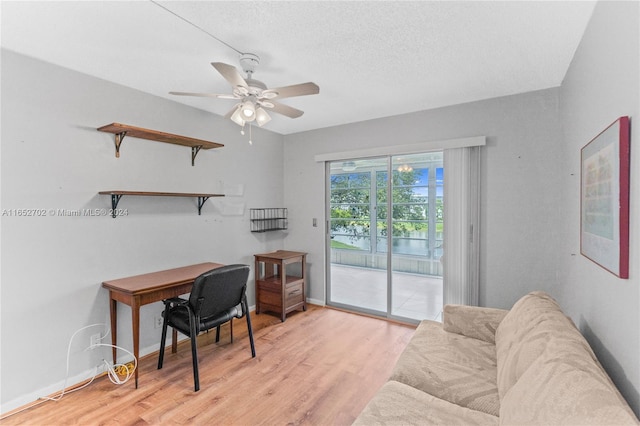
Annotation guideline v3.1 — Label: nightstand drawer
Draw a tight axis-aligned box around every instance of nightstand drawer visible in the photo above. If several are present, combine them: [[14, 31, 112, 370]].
[[285, 283, 304, 306], [260, 289, 283, 308]]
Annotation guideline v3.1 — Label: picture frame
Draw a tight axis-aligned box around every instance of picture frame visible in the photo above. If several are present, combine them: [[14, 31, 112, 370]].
[[581, 116, 630, 278]]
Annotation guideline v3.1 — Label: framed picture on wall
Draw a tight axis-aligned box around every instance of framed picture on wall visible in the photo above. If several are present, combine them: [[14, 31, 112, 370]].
[[580, 116, 630, 279]]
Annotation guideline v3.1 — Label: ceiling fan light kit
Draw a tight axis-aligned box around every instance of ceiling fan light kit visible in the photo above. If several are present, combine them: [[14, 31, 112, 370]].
[[170, 52, 319, 142], [230, 106, 246, 126], [255, 107, 271, 126], [241, 97, 256, 119]]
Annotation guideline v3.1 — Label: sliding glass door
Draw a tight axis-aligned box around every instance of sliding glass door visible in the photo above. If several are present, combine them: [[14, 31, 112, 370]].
[[327, 152, 444, 322], [328, 157, 387, 312]]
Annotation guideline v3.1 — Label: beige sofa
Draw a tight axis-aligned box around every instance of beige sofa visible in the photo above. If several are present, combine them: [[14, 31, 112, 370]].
[[354, 291, 639, 425]]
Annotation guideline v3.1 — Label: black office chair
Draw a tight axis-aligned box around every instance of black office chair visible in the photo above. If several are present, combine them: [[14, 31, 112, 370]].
[[157, 264, 256, 391]]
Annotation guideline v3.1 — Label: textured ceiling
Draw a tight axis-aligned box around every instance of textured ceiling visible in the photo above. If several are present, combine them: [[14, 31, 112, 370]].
[[1, 1, 596, 135]]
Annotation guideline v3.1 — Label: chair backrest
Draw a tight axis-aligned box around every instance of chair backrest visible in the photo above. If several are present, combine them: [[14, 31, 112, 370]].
[[189, 264, 250, 319]]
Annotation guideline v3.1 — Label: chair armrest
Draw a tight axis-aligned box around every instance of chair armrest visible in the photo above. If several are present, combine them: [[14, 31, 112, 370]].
[[162, 297, 189, 308], [443, 304, 508, 344]]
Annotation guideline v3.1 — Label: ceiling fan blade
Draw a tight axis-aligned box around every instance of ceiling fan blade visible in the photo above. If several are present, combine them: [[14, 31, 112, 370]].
[[262, 82, 319, 100], [267, 101, 304, 118], [169, 91, 237, 99], [211, 62, 248, 90]]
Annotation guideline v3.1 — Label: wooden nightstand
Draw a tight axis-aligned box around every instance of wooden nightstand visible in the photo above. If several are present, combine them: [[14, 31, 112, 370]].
[[254, 250, 307, 321]]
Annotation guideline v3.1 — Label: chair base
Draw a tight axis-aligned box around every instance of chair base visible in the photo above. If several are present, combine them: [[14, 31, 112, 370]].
[[158, 313, 256, 392]]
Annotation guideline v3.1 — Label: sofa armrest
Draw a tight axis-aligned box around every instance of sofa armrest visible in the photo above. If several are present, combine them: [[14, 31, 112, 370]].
[[443, 305, 509, 344]]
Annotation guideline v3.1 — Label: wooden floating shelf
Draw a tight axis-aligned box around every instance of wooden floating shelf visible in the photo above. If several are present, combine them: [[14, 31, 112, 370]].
[[99, 191, 224, 218], [97, 123, 223, 166]]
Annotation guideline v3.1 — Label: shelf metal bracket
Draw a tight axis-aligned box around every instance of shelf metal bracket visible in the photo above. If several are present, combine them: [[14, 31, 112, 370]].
[[110, 194, 124, 218], [114, 131, 127, 158], [191, 146, 203, 166], [197, 196, 210, 215]]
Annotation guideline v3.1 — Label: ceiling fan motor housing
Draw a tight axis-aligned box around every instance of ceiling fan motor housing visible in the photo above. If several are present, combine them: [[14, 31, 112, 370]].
[[240, 53, 260, 75], [239, 53, 268, 97]]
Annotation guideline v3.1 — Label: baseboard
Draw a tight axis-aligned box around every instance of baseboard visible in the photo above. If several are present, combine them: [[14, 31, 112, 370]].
[[307, 297, 325, 306], [1, 364, 106, 417], [2, 304, 276, 417]]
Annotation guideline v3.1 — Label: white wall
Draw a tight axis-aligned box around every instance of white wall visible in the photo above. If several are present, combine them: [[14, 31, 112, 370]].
[[0, 50, 286, 411], [283, 87, 565, 309], [559, 1, 639, 415]]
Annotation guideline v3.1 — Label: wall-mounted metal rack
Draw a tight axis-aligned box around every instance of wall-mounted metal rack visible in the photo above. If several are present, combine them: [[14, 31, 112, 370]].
[[250, 208, 288, 232]]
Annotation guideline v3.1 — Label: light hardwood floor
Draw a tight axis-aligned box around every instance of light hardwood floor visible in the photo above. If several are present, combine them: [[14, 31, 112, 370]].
[[3, 305, 416, 425]]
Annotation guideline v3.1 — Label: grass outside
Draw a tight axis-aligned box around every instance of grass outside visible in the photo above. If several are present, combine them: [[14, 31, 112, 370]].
[[331, 240, 359, 249]]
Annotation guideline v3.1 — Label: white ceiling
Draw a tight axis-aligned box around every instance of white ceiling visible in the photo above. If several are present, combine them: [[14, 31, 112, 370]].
[[1, 1, 596, 135]]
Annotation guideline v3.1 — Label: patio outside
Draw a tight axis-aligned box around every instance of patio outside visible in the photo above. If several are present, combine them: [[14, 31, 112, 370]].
[[330, 263, 443, 321]]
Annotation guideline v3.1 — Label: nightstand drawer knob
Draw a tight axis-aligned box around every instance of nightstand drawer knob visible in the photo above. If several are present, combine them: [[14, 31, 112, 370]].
[[288, 288, 301, 296]]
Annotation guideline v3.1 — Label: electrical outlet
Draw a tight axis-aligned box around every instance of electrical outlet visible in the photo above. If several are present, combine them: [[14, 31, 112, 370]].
[[90, 333, 101, 349], [154, 315, 163, 329]]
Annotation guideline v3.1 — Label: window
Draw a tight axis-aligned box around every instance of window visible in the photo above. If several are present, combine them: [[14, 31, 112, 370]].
[[375, 162, 444, 275], [330, 171, 372, 251]]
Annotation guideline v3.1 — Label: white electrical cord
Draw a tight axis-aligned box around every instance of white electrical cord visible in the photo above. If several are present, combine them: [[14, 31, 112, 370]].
[[40, 323, 137, 402], [0, 324, 138, 419], [93, 343, 138, 385]]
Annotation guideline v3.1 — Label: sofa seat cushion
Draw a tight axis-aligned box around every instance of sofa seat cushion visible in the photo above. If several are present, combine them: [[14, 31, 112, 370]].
[[499, 336, 640, 425], [390, 320, 500, 416], [353, 380, 499, 426]]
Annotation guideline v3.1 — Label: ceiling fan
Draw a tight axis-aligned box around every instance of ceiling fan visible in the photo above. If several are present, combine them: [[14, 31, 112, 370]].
[[170, 53, 320, 128]]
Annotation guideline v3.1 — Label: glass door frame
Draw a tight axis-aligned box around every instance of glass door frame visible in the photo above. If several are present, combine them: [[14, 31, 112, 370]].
[[325, 152, 443, 323]]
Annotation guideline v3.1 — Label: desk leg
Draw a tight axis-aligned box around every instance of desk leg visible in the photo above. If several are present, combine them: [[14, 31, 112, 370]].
[[109, 294, 118, 364], [172, 329, 177, 353], [131, 297, 141, 388]]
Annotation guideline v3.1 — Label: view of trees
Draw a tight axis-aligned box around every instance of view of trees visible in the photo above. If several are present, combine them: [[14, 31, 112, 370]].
[[330, 172, 371, 245], [330, 167, 443, 255]]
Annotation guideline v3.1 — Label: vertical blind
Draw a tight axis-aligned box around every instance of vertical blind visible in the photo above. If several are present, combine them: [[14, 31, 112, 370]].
[[443, 146, 481, 306]]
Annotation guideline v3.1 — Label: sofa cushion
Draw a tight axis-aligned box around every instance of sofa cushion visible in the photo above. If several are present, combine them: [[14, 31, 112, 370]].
[[494, 291, 588, 398], [353, 380, 499, 426], [390, 320, 500, 416], [443, 304, 508, 344], [499, 336, 640, 425]]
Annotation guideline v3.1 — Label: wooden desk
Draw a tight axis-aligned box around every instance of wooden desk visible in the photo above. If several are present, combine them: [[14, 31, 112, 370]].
[[102, 262, 223, 387]]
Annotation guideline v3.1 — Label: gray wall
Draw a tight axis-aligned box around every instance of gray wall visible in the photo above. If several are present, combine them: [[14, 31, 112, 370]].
[[559, 1, 639, 415], [1, 49, 287, 411]]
